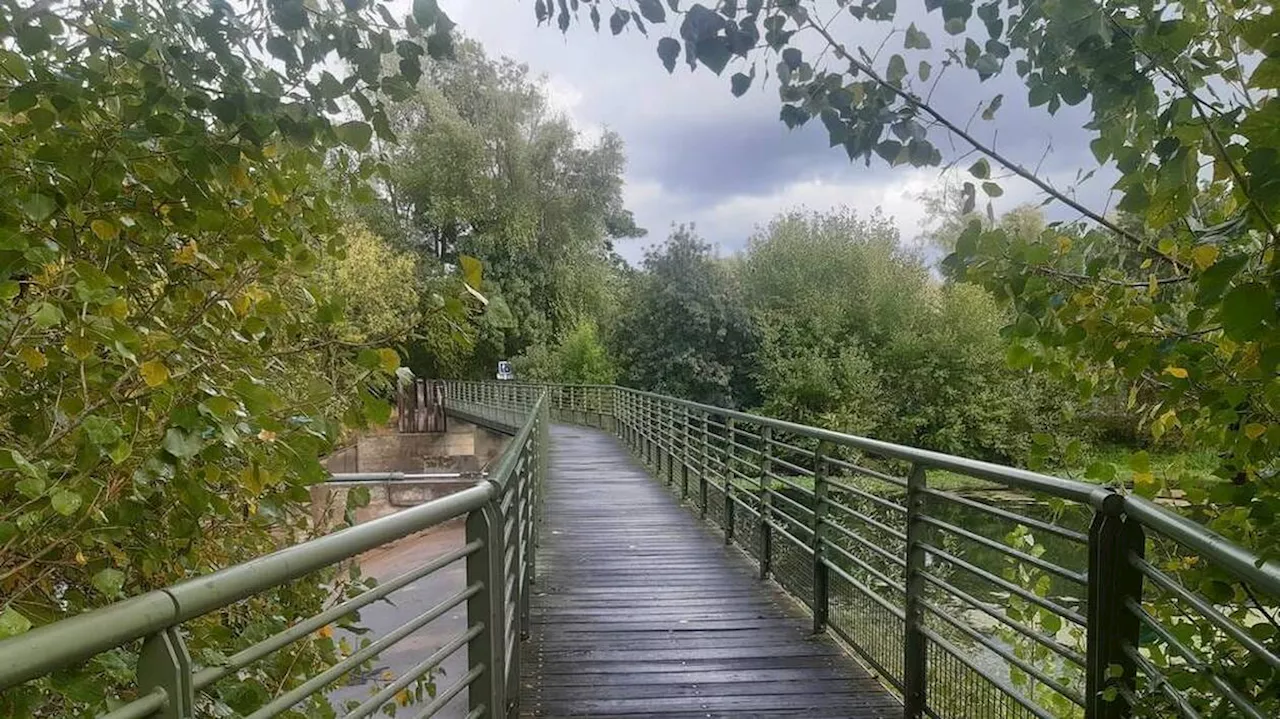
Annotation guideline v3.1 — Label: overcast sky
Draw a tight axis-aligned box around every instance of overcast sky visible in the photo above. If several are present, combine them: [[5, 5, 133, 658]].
[[433, 2, 1117, 265]]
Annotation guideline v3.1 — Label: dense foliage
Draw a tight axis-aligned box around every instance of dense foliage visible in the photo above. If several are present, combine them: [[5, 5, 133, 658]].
[[371, 42, 641, 381], [612, 227, 759, 407], [0, 0, 470, 715], [612, 211, 1074, 464]]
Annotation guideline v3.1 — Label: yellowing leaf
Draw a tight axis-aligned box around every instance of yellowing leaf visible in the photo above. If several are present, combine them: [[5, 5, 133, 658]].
[[1132, 471, 1155, 489], [90, 219, 119, 241], [376, 348, 400, 372], [65, 334, 94, 360], [1163, 366, 1189, 379], [231, 294, 253, 316], [459, 254, 483, 289], [317, 624, 333, 639], [1191, 244, 1219, 270], [257, 429, 278, 442], [75, 550, 87, 565], [103, 297, 129, 320], [173, 240, 198, 266], [396, 688, 411, 707], [19, 346, 47, 370], [1244, 423, 1267, 440], [140, 360, 170, 387], [230, 165, 250, 189]]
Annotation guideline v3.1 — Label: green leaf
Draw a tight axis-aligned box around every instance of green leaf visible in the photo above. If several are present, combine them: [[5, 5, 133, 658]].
[[1006, 343, 1033, 370], [1129, 451, 1150, 474], [51, 488, 82, 516], [0, 606, 33, 639], [1221, 283, 1275, 340], [918, 60, 931, 81], [20, 193, 56, 221], [730, 72, 752, 97], [15, 476, 46, 499], [981, 182, 1003, 197], [362, 393, 393, 425], [412, 0, 438, 28], [82, 416, 124, 448], [981, 94, 1003, 121], [904, 23, 931, 49], [636, 0, 665, 23], [968, 158, 991, 179], [336, 121, 373, 151], [1250, 58, 1280, 90], [92, 568, 126, 597], [611, 8, 630, 35], [162, 428, 203, 458], [31, 301, 63, 329], [887, 54, 907, 85], [1085, 461, 1117, 482], [1196, 253, 1248, 303], [356, 348, 383, 370], [657, 37, 680, 73]]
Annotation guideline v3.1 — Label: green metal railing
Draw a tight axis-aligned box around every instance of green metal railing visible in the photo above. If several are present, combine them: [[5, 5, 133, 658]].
[[443, 381, 1280, 719], [0, 390, 549, 719]]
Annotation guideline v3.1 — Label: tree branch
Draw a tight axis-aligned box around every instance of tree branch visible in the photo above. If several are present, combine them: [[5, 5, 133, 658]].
[[804, 19, 1189, 270]]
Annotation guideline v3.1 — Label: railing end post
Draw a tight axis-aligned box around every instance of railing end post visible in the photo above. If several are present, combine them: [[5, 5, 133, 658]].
[[1085, 500, 1144, 719]]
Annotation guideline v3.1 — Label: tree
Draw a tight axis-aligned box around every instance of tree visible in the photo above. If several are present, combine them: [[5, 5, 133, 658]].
[[380, 41, 642, 375], [741, 209, 1065, 462], [613, 227, 758, 407], [0, 0, 459, 715], [513, 318, 618, 384], [320, 224, 422, 344]]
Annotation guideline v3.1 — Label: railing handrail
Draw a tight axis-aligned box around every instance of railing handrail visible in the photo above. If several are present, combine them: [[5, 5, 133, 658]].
[[0, 390, 548, 697]]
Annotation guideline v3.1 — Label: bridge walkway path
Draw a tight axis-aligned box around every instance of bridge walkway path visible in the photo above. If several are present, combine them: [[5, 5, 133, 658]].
[[518, 424, 901, 718]]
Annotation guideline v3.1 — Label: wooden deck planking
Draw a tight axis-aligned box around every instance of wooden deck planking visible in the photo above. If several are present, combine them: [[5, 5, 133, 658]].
[[519, 425, 901, 718]]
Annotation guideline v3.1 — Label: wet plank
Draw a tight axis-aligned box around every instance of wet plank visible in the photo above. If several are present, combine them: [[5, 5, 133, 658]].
[[519, 424, 901, 718]]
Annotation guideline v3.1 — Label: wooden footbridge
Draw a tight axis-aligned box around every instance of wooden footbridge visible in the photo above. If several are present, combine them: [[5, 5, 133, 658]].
[[1, 382, 1276, 719]]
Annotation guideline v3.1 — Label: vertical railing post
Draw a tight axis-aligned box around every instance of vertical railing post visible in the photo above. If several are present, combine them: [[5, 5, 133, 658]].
[[724, 417, 736, 546], [466, 503, 506, 719], [646, 396, 655, 469], [903, 462, 928, 718], [698, 412, 709, 518], [811, 441, 829, 634], [1085, 495, 1143, 719], [758, 425, 773, 580], [137, 627, 195, 719], [681, 406, 690, 500], [664, 402, 674, 487]]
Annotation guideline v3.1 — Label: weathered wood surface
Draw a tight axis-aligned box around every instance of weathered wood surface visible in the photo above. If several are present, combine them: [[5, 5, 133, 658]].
[[519, 424, 901, 718]]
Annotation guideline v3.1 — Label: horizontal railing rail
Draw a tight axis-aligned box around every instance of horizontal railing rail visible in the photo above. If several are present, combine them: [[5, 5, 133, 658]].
[[443, 381, 1280, 719], [0, 389, 549, 719]]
